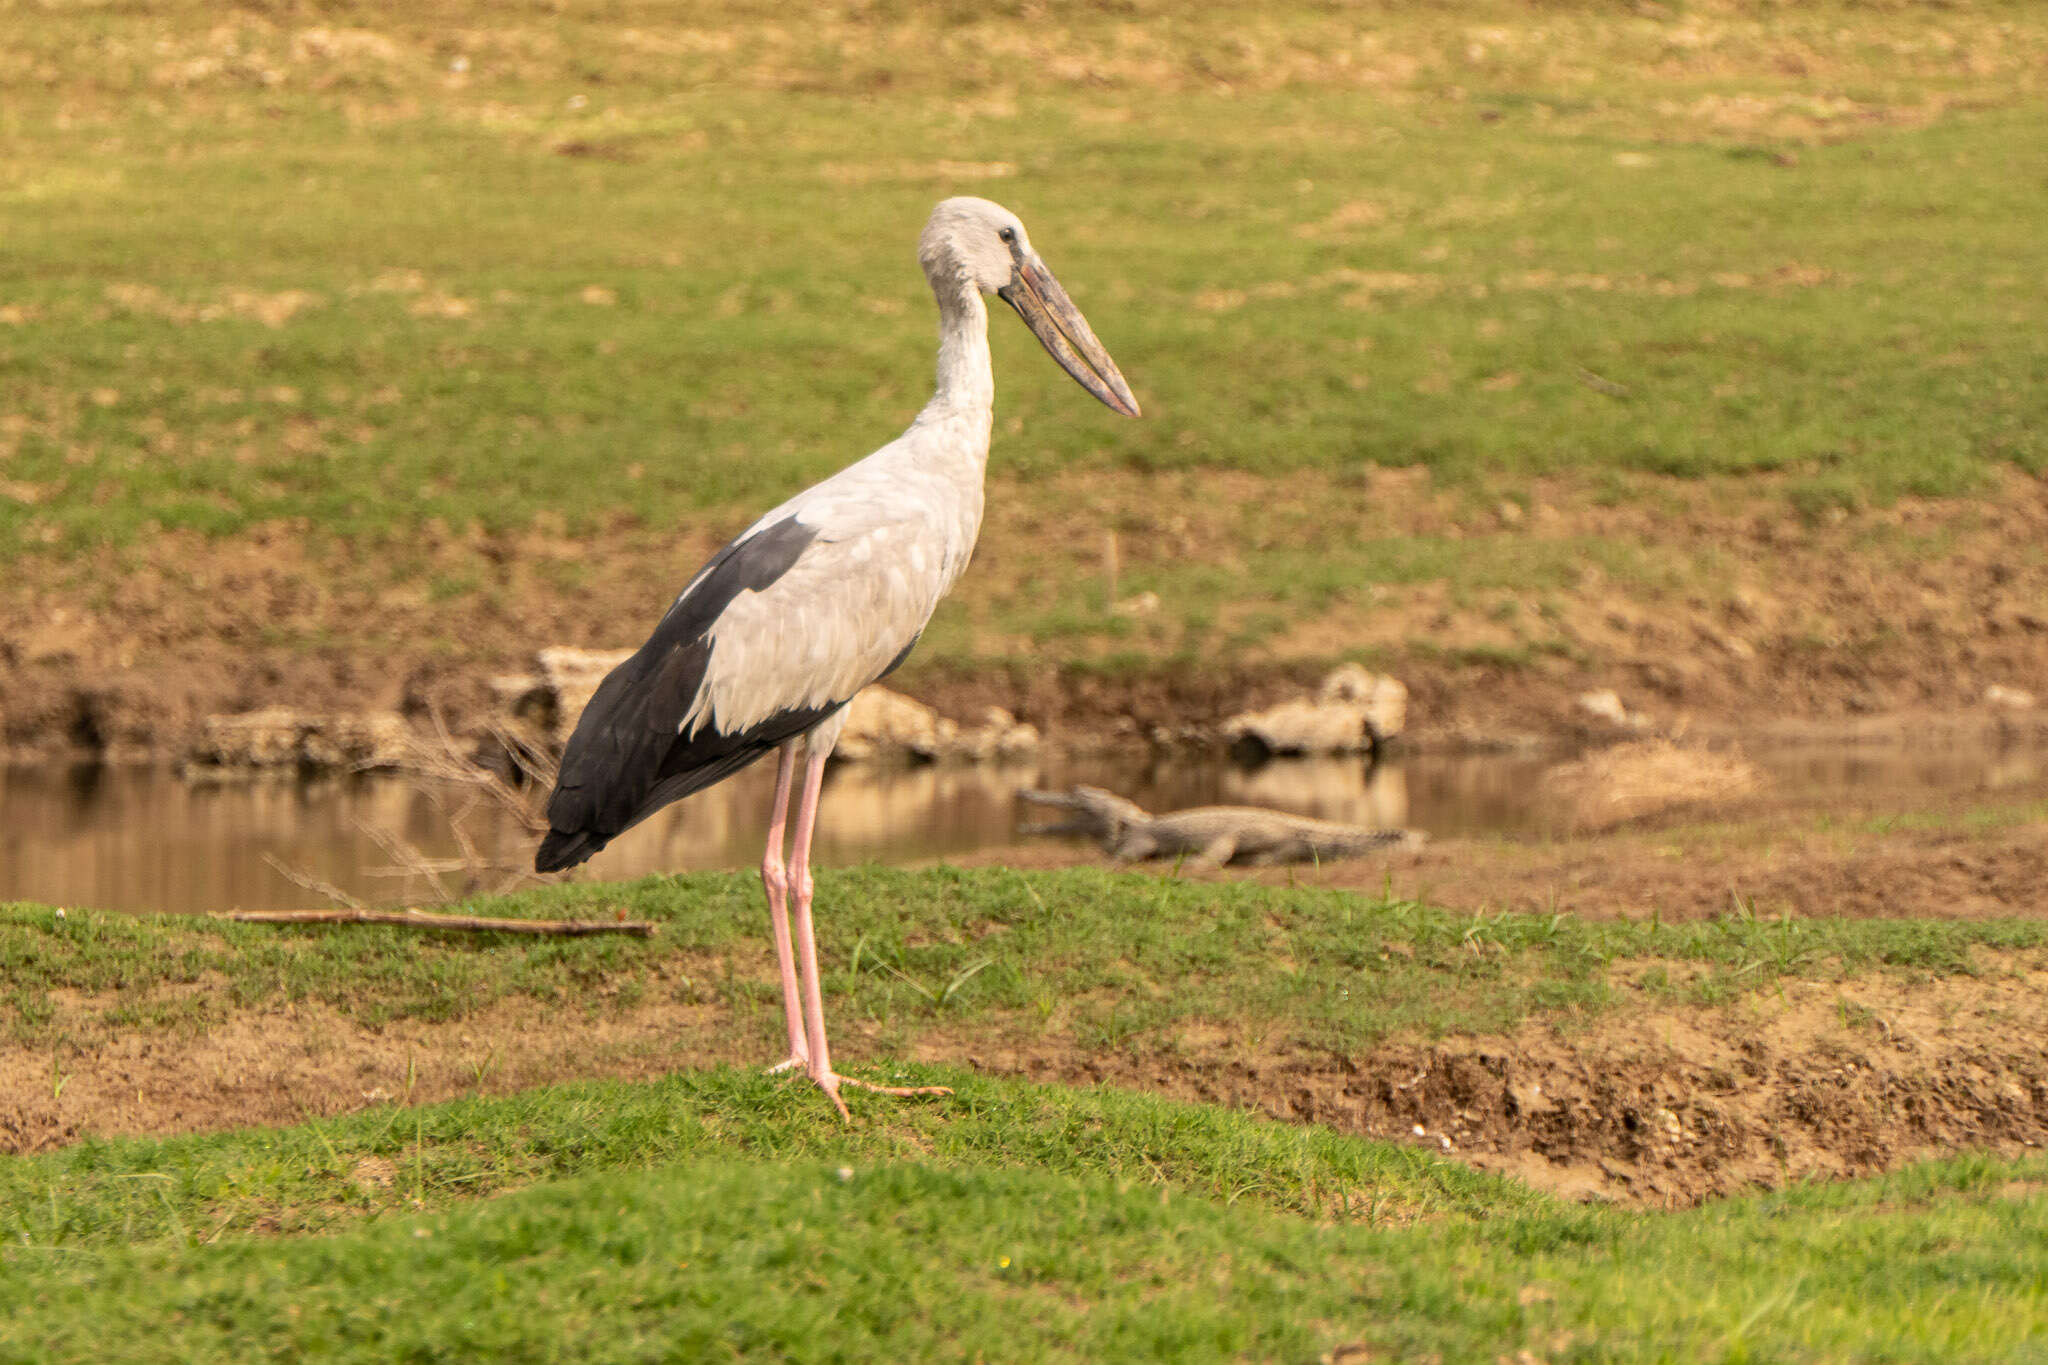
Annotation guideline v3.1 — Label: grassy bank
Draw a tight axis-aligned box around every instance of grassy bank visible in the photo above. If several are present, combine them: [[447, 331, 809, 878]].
[[1, 1067, 2043, 1362], [5, 860, 2047, 1356], [8, 866, 2045, 1053]]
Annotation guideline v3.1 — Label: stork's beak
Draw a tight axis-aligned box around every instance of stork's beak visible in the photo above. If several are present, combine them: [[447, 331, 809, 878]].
[[998, 253, 1141, 418]]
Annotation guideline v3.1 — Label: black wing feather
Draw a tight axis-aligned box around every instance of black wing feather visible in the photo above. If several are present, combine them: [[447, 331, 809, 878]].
[[535, 515, 839, 872]]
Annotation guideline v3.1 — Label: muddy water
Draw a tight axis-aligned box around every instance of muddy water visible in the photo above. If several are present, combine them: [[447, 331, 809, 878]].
[[0, 742, 2043, 914]]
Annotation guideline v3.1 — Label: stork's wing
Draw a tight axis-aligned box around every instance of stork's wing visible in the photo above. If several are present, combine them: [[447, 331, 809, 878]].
[[535, 507, 945, 871]]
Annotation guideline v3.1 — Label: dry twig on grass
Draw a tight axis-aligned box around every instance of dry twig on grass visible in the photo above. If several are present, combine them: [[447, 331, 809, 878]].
[[209, 907, 656, 937]]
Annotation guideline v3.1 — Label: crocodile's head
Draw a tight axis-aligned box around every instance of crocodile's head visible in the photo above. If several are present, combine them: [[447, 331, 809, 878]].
[[1017, 785, 1150, 841]]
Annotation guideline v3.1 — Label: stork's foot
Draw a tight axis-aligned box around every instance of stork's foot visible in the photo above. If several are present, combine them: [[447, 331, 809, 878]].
[[764, 1053, 809, 1075], [812, 1070, 953, 1121]]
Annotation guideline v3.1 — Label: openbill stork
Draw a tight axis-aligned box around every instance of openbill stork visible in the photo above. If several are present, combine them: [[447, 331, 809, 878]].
[[535, 197, 1139, 1116]]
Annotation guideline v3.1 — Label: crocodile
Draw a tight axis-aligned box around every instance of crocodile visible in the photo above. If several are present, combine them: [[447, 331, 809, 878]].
[[1018, 785, 1425, 869]]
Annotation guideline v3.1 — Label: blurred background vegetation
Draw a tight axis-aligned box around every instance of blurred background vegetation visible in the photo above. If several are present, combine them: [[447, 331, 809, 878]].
[[1, 0, 2043, 681]]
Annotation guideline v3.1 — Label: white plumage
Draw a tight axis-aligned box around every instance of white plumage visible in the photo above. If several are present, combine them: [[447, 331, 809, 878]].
[[535, 197, 1138, 1116], [683, 443, 984, 738]]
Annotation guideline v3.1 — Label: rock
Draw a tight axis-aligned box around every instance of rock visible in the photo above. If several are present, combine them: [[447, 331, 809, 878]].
[[189, 708, 414, 770], [1227, 697, 1373, 756], [488, 672, 545, 706], [957, 706, 1040, 761], [1574, 688, 1634, 728], [835, 687, 950, 761], [1538, 740, 1764, 832], [1223, 666, 1408, 757], [536, 646, 633, 743], [1317, 663, 1403, 719], [1985, 684, 2037, 710], [834, 688, 1039, 763]]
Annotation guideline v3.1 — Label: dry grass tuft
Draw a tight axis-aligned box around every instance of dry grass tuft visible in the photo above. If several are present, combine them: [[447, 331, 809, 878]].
[[1540, 739, 1764, 832]]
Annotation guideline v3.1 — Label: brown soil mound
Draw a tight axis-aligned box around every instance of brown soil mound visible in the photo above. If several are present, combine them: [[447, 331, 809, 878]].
[[1019, 964, 2048, 1208], [7, 955, 2044, 1208]]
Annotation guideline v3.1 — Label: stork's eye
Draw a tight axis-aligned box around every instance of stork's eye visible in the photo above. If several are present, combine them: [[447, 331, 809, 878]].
[[998, 226, 1017, 244]]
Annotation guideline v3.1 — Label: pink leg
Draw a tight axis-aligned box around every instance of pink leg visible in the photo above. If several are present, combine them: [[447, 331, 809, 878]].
[[758, 745, 808, 1073], [785, 744, 952, 1120]]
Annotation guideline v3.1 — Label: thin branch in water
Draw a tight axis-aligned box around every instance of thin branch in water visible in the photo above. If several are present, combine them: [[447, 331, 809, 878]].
[[419, 782, 494, 896], [490, 719, 560, 791], [354, 817, 452, 903], [363, 858, 472, 879], [270, 703, 558, 908], [260, 854, 366, 911]]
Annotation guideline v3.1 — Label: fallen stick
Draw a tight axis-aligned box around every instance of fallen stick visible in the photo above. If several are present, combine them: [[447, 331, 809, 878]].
[[208, 907, 657, 937]]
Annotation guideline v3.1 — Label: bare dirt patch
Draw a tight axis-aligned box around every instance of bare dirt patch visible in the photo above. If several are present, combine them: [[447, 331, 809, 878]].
[[7, 940, 2046, 1209], [0, 982, 754, 1158], [1001, 963, 2048, 1209]]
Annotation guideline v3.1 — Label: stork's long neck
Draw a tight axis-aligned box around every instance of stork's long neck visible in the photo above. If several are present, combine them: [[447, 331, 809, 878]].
[[920, 277, 995, 423]]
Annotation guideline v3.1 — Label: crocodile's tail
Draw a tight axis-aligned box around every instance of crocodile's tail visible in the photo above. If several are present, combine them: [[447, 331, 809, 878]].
[[1374, 828, 1429, 854], [1319, 826, 1427, 857]]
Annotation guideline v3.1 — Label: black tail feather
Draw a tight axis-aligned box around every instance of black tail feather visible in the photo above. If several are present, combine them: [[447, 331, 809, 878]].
[[535, 827, 608, 873]]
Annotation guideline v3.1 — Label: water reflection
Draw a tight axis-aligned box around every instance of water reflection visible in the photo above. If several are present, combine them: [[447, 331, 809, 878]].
[[1758, 744, 2048, 799], [0, 737, 2042, 915], [0, 753, 1486, 914]]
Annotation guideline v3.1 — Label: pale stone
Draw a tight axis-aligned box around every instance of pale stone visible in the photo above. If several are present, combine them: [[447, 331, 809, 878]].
[[1574, 688, 1631, 727], [835, 687, 947, 762], [537, 646, 633, 743], [1224, 666, 1407, 755], [834, 689, 1038, 762], [191, 708, 414, 770], [488, 673, 544, 706]]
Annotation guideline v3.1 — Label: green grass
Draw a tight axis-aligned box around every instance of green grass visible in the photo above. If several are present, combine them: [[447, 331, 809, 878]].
[[0, 1067, 1523, 1248], [1, 1, 2045, 668], [5, 862, 2047, 1359], [8, 103, 2036, 538], [8, 867, 2046, 1053], [1, 1068, 2043, 1362]]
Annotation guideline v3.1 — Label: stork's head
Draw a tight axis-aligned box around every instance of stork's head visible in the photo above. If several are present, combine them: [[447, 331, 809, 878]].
[[919, 196, 1141, 418]]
